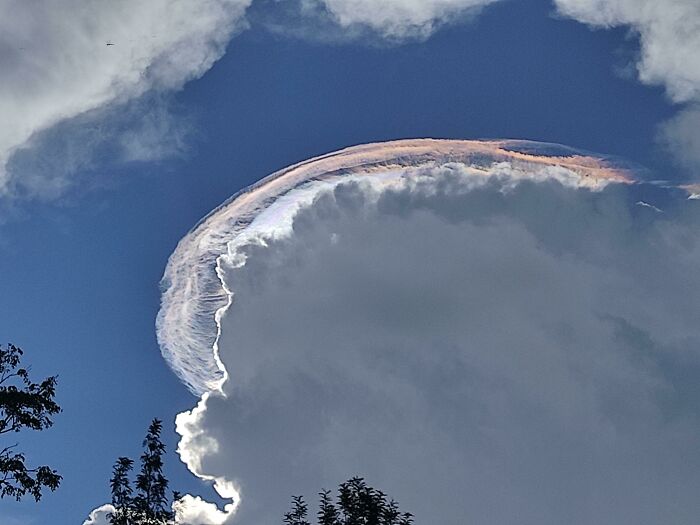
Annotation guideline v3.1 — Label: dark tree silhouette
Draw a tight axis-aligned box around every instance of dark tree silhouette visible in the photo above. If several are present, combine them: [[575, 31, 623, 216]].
[[318, 490, 340, 525], [108, 419, 179, 525], [285, 495, 311, 525], [285, 478, 413, 525], [0, 343, 61, 501], [110, 457, 135, 525], [134, 420, 172, 519]]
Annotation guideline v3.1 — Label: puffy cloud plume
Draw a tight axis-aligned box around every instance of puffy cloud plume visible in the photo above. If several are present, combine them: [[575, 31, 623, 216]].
[[553, 0, 700, 173], [174, 494, 236, 525], [83, 504, 115, 525], [157, 139, 633, 396], [156, 140, 700, 523], [0, 0, 251, 198]]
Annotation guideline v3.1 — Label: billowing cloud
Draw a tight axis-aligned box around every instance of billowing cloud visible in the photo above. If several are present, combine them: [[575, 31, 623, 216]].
[[150, 140, 700, 523], [157, 139, 634, 396], [553, 0, 700, 172], [174, 494, 236, 525], [83, 504, 115, 525], [0, 0, 251, 198]]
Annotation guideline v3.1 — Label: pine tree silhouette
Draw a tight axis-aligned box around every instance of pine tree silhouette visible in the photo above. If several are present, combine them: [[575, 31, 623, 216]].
[[318, 490, 340, 525], [108, 419, 178, 525], [284, 495, 311, 525], [284, 478, 413, 525], [109, 457, 134, 525], [133, 419, 173, 522]]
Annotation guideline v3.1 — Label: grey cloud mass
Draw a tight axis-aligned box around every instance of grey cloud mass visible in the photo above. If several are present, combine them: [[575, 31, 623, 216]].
[[175, 170, 700, 524]]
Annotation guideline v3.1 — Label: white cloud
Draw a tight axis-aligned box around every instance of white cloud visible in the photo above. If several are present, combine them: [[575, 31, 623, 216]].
[[553, 0, 700, 173], [0, 0, 509, 202], [0, 0, 251, 198], [5, 0, 700, 202], [311, 0, 502, 40], [174, 494, 237, 525], [82, 504, 115, 525], [84, 496, 234, 525], [157, 140, 700, 524], [554, 0, 700, 103]]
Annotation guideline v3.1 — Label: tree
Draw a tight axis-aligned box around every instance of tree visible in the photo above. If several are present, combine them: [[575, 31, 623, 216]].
[[110, 457, 135, 525], [134, 419, 172, 520], [284, 478, 413, 525], [108, 419, 179, 525], [318, 490, 340, 525], [0, 343, 61, 501], [284, 495, 311, 525]]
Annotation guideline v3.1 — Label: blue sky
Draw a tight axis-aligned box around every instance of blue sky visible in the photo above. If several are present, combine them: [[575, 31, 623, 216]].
[[0, 0, 698, 524]]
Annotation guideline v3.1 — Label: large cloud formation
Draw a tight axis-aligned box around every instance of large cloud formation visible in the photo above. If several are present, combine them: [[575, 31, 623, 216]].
[[147, 140, 700, 524]]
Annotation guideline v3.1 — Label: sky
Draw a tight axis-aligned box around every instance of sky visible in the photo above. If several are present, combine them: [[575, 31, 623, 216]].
[[0, 1, 699, 524]]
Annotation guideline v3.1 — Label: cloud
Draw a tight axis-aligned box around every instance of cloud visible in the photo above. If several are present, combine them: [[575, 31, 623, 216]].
[[0, 0, 506, 202], [247, 0, 503, 44], [174, 494, 236, 525], [552, 0, 700, 173], [6, 0, 700, 204], [659, 105, 700, 173], [157, 139, 633, 396], [4, 95, 193, 201], [554, 0, 700, 103], [154, 140, 700, 523], [311, 0, 501, 40], [83, 485, 236, 525], [83, 504, 115, 525], [0, 0, 251, 199]]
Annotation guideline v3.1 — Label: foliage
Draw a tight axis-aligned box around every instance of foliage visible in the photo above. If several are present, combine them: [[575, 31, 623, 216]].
[[109, 419, 179, 525], [110, 457, 135, 525], [285, 477, 414, 525], [0, 343, 61, 501]]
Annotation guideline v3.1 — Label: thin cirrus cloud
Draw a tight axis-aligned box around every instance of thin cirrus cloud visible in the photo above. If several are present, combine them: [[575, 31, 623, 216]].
[[138, 139, 700, 524]]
